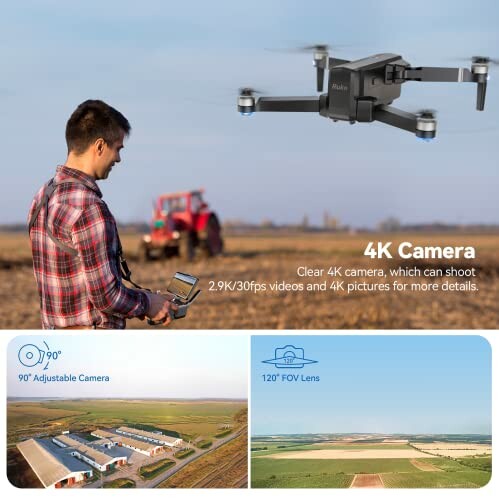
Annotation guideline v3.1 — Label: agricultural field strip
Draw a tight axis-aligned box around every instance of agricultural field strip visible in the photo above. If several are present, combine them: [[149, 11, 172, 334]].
[[261, 449, 432, 459], [350, 474, 384, 488], [411, 442, 491, 458], [410, 459, 443, 472], [156, 426, 247, 488], [189, 451, 247, 488]]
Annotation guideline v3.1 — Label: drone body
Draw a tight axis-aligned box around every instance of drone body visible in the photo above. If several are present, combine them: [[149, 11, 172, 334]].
[[238, 49, 491, 139]]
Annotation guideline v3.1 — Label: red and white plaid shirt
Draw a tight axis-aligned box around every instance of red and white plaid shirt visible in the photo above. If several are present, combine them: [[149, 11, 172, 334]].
[[28, 165, 149, 329]]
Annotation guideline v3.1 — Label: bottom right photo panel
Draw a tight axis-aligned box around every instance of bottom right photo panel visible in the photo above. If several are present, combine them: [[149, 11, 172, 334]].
[[251, 335, 491, 489]]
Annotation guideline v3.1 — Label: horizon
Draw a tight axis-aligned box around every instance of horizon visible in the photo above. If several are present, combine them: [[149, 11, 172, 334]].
[[252, 432, 491, 437], [1, 0, 499, 226]]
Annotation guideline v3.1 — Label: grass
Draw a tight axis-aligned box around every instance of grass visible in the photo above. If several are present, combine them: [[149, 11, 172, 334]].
[[252, 458, 419, 477], [456, 456, 492, 472], [197, 440, 213, 449], [7, 400, 246, 444], [139, 458, 176, 479], [215, 429, 232, 438], [381, 471, 491, 488], [174, 449, 195, 459], [251, 454, 492, 488], [252, 474, 353, 489], [103, 478, 136, 488]]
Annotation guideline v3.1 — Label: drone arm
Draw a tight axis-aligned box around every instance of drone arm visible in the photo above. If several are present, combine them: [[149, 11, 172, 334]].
[[373, 105, 437, 139], [387, 65, 487, 110], [403, 66, 474, 82], [373, 105, 417, 134], [328, 57, 350, 67], [256, 97, 320, 112]]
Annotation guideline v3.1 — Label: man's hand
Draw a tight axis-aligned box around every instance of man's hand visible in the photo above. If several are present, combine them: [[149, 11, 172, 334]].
[[144, 291, 178, 326]]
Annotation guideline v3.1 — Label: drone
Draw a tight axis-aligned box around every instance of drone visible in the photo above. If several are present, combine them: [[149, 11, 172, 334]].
[[238, 46, 494, 139]]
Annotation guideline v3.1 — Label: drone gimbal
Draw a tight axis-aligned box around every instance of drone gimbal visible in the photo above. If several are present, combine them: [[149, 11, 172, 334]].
[[238, 51, 491, 139]]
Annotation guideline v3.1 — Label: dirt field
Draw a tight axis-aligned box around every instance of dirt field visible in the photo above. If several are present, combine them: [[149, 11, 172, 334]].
[[412, 443, 492, 458], [1, 231, 498, 329], [262, 449, 431, 459], [410, 459, 442, 471], [350, 474, 383, 488], [6, 447, 43, 488], [158, 429, 248, 488]]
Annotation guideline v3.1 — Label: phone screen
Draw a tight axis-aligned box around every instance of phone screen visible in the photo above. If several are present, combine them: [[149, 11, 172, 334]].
[[167, 272, 198, 300]]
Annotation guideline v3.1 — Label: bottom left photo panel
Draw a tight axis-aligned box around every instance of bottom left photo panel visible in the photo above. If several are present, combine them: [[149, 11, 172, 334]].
[[6, 334, 248, 489]]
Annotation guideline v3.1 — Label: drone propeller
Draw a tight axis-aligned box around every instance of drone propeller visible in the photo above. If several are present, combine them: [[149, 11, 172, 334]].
[[266, 43, 351, 92], [238, 87, 265, 97], [298, 43, 331, 52], [471, 56, 499, 66], [414, 108, 438, 119]]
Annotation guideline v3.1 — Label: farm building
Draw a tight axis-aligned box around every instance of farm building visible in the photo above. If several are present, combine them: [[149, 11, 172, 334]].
[[116, 426, 183, 447], [91, 429, 164, 457], [52, 434, 127, 471], [16, 438, 93, 488]]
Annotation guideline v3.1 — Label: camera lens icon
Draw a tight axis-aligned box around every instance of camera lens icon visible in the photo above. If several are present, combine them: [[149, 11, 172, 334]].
[[263, 345, 317, 368], [275, 345, 305, 367], [18, 344, 46, 368]]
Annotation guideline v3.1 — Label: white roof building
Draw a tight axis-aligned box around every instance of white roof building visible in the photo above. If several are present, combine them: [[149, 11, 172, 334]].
[[91, 429, 164, 457], [17, 439, 92, 488], [52, 434, 127, 471], [116, 426, 183, 447]]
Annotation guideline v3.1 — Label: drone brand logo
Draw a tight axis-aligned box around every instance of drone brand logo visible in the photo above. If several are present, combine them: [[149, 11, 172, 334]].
[[331, 83, 349, 92], [18, 341, 62, 370], [262, 345, 318, 369]]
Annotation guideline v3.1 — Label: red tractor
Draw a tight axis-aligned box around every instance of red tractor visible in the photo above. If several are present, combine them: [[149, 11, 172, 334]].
[[139, 190, 223, 261]]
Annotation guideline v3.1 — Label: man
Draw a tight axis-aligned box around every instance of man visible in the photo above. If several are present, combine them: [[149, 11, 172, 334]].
[[28, 99, 176, 329]]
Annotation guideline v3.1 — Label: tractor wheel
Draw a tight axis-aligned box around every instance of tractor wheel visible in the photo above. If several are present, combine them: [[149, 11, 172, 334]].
[[138, 241, 152, 262], [201, 215, 223, 257], [179, 231, 195, 262]]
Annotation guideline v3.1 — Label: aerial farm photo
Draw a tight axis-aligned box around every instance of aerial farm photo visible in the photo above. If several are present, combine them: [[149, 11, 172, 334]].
[[7, 335, 248, 489]]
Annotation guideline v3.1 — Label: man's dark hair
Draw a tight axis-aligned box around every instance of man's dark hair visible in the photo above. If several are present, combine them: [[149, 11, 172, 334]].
[[65, 100, 131, 154]]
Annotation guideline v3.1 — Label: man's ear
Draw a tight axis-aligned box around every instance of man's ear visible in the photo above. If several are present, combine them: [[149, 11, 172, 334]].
[[95, 138, 105, 156]]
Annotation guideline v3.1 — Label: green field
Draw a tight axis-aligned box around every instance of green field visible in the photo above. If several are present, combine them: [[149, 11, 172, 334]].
[[455, 456, 492, 472], [215, 429, 233, 438], [253, 473, 354, 488], [103, 478, 136, 488], [252, 458, 418, 478], [251, 453, 492, 488], [175, 448, 195, 459], [382, 470, 490, 488], [7, 399, 246, 444], [139, 459, 176, 479], [197, 440, 213, 449]]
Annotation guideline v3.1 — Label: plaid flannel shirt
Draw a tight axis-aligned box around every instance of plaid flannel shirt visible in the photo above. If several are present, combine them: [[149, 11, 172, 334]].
[[28, 165, 149, 329]]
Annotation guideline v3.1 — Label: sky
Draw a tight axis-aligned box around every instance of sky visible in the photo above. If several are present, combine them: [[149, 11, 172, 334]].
[[7, 334, 248, 399], [251, 335, 491, 435], [1, 0, 499, 227]]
